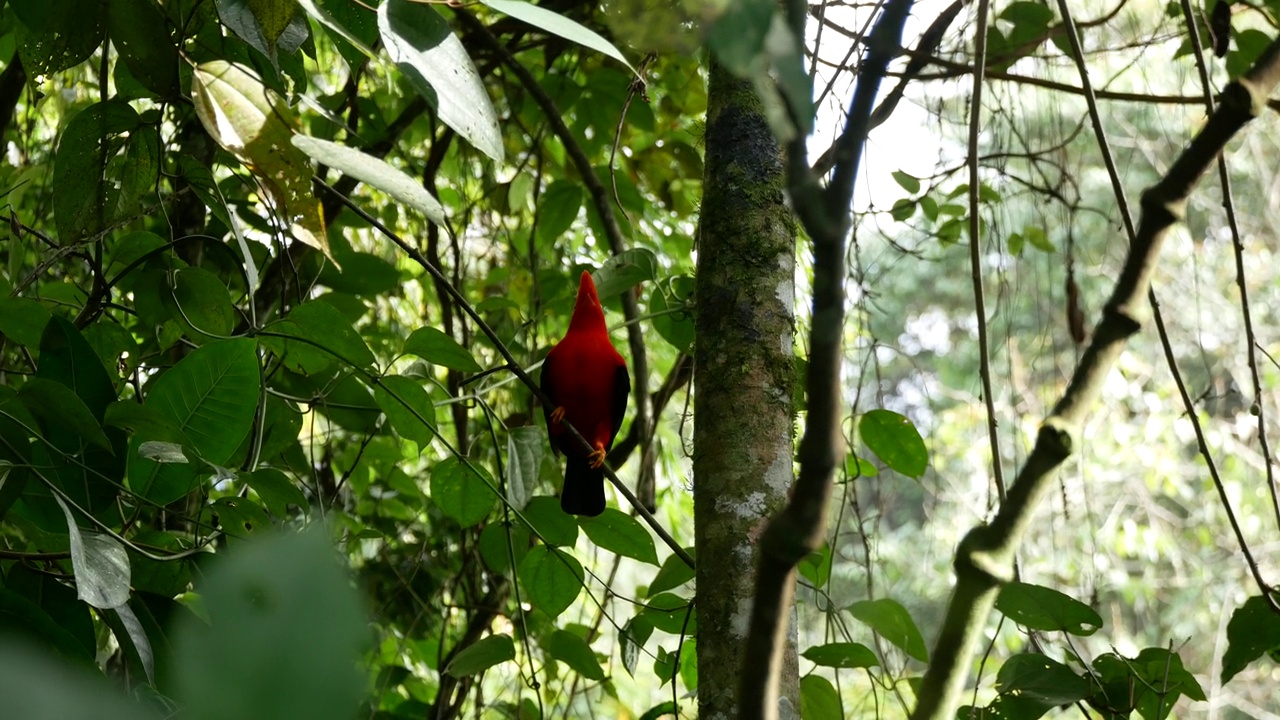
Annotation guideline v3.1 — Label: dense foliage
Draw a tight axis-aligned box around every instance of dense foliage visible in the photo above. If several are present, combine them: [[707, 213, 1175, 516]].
[[1, 0, 1279, 718]]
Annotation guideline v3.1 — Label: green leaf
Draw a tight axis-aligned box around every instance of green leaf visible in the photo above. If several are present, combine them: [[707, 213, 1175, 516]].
[[297, 0, 378, 68], [445, 634, 515, 677], [800, 674, 841, 720], [1221, 593, 1280, 683], [172, 528, 369, 720], [892, 170, 921, 194], [191, 61, 332, 264], [620, 614, 653, 676], [10, 0, 106, 75], [706, 0, 773, 77], [217, 0, 308, 64], [522, 496, 579, 547], [542, 629, 605, 680], [161, 267, 236, 343], [537, 180, 584, 244], [374, 375, 437, 448], [478, 521, 529, 573], [482, 0, 635, 75], [0, 566, 96, 666], [641, 593, 694, 635], [890, 198, 916, 222], [0, 298, 52, 348], [316, 252, 400, 296], [505, 426, 543, 511], [53, 494, 130, 609], [995, 653, 1089, 707], [275, 300, 376, 371], [378, 0, 503, 162], [647, 549, 696, 597], [847, 598, 928, 662], [996, 582, 1102, 636], [802, 642, 878, 669], [859, 409, 928, 479], [578, 508, 659, 565], [54, 101, 140, 242], [650, 276, 694, 355], [403, 327, 482, 373], [243, 468, 309, 515], [107, 0, 179, 96], [18, 378, 112, 452], [797, 544, 831, 589], [430, 457, 495, 527], [593, 248, 658, 299], [1022, 225, 1055, 253], [517, 546, 583, 618], [639, 702, 677, 720], [292, 135, 446, 226], [129, 338, 261, 504]]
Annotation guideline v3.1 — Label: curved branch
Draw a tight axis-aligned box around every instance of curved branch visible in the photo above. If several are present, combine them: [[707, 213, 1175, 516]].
[[910, 33, 1280, 720]]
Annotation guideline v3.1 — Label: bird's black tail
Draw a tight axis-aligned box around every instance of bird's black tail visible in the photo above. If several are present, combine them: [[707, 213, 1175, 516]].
[[560, 455, 606, 516]]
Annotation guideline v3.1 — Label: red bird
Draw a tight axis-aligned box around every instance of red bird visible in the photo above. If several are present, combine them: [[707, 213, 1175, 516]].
[[540, 271, 630, 516]]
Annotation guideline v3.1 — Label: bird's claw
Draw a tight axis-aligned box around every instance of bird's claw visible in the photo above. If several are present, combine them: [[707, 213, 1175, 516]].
[[550, 406, 566, 425], [588, 445, 607, 469]]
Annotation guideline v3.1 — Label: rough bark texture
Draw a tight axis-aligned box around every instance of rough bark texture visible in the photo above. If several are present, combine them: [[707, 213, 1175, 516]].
[[694, 60, 798, 719]]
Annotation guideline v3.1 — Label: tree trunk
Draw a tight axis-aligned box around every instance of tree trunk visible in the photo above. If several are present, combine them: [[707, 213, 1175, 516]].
[[694, 59, 799, 719]]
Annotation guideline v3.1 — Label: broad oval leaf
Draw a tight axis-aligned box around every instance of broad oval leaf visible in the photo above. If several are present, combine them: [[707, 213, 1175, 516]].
[[646, 549, 696, 597], [429, 457, 496, 527], [542, 629, 605, 680], [517, 545, 583, 618], [995, 582, 1102, 636], [374, 375, 437, 448], [801, 642, 878, 669], [54, 495, 130, 610], [271, 299, 376, 372], [1221, 593, 1280, 683], [403, 327, 482, 373], [378, 0, 503, 162], [291, 135, 446, 227], [480, 0, 635, 76], [129, 338, 261, 504], [641, 593, 695, 635], [53, 101, 140, 242], [847, 598, 928, 662], [445, 634, 515, 677], [859, 409, 927, 479], [18, 378, 112, 453], [578, 508, 658, 566], [800, 674, 841, 720], [522, 496, 579, 547], [995, 653, 1090, 706]]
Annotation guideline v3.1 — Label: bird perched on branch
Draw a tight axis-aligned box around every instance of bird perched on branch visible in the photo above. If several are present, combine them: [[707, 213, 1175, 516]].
[[540, 270, 630, 516]]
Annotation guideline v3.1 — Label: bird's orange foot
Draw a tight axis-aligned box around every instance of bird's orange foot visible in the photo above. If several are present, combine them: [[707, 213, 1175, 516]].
[[550, 406, 566, 425], [588, 444, 607, 469]]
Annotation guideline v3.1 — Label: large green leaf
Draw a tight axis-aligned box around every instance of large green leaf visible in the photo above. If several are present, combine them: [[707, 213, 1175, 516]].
[[1221, 593, 1280, 683], [54, 495, 131, 610], [517, 545, 583, 618], [129, 338, 260, 504], [801, 642, 878, 669], [403, 327, 482, 373], [10, 0, 106, 75], [800, 674, 841, 720], [0, 298, 52, 349], [374, 375, 437, 448], [172, 529, 369, 720], [522, 495, 578, 547], [444, 634, 515, 677], [377, 0, 503, 162], [292, 135, 446, 226], [996, 582, 1102, 636], [578, 508, 658, 565], [430, 457, 496, 527], [53, 101, 140, 242], [847, 598, 928, 662], [480, 0, 635, 75], [542, 630, 605, 681], [107, 0, 179, 96], [859, 409, 928, 479]]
